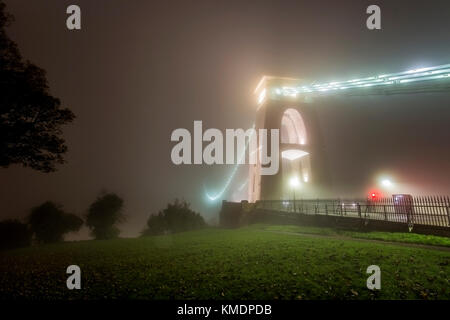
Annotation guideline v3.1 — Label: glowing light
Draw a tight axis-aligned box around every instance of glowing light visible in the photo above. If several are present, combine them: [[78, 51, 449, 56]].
[[369, 190, 382, 200], [271, 63, 450, 98], [238, 180, 248, 191], [381, 179, 392, 187], [405, 67, 432, 74], [399, 73, 450, 83], [290, 176, 300, 188], [204, 160, 240, 202], [258, 88, 266, 104], [205, 124, 255, 202], [281, 149, 309, 161]]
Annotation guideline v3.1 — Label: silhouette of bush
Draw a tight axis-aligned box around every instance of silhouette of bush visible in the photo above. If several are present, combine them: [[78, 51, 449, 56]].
[[28, 201, 83, 244], [86, 192, 125, 240], [0, 219, 32, 250], [143, 199, 206, 236]]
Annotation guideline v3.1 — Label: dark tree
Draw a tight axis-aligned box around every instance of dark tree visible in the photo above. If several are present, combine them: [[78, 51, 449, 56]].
[[0, 219, 32, 250], [28, 201, 83, 244], [143, 213, 167, 236], [0, 1, 75, 172], [86, 193, 125, 240], [142, 199, 206, 236]]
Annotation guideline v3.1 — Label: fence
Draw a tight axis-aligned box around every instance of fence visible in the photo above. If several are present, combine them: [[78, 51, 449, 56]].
[[255, 196, 450, 228]]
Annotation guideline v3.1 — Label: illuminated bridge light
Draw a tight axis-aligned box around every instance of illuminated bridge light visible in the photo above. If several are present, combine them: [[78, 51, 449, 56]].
[[399, 73, 450, 83], [205, 124, 256, 202], [270, 63, 450, 98], [281, 149, 309, 161]]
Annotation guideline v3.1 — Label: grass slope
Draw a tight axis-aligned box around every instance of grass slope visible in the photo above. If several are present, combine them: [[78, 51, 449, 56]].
[[262, 225, 450, 247], [0, 225, 449, 300]]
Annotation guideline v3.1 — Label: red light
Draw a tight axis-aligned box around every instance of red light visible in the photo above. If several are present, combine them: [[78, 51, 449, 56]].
[[369, 191, 380, 201], [367, 189, 382, 201]]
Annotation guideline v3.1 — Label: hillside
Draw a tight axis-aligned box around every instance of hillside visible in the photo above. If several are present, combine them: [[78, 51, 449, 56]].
[[0, 225, 449, 300]]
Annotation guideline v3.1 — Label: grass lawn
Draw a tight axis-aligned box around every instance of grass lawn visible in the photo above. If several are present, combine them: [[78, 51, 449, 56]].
[[262, 224, 450, 247], [0, 225, 449, 300]]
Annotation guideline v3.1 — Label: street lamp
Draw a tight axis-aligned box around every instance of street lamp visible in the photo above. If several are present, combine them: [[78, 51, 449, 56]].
[[289, 176, 300, 212], [379, 177, 394, 196], [381, 179, 392, 187]]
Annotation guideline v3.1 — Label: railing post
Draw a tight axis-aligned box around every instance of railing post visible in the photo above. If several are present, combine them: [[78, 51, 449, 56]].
[[357, 203, 361, 219], [446, 205, 450, 227], [383, 205, 387, 221], [406, 207, 411, 227]]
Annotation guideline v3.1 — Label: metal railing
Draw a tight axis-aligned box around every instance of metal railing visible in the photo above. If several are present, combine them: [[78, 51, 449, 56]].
[[255, 196, 450, 228]]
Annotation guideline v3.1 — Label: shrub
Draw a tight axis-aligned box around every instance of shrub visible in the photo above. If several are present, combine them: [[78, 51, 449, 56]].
[[143, 199, 206, 236], [29, 201, 83, 243], [86, 192, 125, 239]]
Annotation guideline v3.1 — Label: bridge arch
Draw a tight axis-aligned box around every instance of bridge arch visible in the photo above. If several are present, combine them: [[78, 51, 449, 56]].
[[279, 108, 311, 199], [281, 108, 307, 145]]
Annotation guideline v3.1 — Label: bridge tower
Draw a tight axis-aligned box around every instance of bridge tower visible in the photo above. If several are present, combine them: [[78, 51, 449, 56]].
[[249, 76, 331, 202]]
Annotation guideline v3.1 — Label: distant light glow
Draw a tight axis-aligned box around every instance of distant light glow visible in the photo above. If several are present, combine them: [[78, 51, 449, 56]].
[[289, 176, 300, 188], [405, 67, 432, 74], [381, 179, 392, 187], [368, 190, 382, 200], [204, 124, 255, 202], [204, 160, 240, 202], [281, 149, 309, 161], [238, 180, 248, 191], [204, 151, 243, 202], [257, 88, 266, 104]]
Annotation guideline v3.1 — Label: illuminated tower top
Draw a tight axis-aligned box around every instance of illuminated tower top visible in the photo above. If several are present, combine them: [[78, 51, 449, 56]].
[[254, 76, 304, 107]]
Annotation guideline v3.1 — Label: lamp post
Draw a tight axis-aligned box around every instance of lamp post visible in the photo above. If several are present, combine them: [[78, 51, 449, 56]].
[[289, 176, 300, 212]]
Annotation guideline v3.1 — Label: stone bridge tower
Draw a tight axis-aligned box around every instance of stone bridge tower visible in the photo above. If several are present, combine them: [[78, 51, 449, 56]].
[[249, 76, 331, 202]]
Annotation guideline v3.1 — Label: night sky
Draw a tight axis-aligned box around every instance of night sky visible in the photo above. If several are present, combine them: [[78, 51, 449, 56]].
[[1, 0, 449, 239]]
